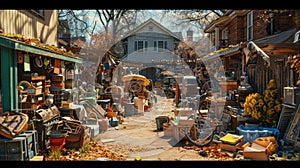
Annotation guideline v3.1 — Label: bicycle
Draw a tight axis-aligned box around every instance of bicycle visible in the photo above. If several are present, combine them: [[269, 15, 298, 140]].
[[182, 103, 232, 147]]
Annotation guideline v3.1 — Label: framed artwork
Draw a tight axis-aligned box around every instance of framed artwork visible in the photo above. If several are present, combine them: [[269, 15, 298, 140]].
[[285, 104, 300, 146]]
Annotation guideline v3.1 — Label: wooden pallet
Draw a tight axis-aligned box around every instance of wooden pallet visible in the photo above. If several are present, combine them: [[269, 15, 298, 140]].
[[277, 103, 296, 139]]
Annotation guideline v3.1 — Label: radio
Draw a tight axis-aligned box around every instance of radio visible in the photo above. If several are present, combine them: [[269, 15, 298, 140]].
[[284, 87, 300, 106]]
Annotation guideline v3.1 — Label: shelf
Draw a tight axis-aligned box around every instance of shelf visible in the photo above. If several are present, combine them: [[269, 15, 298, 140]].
[[50, 87, 65, 91], [23, 76, 46, 81], [19, 76, 46, 109]]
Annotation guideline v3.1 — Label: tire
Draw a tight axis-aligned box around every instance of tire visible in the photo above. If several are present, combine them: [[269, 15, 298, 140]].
[[184, 118, 215, 147]]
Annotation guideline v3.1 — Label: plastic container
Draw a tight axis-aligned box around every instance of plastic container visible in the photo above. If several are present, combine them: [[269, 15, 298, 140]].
[[237, 124, 280, 143]]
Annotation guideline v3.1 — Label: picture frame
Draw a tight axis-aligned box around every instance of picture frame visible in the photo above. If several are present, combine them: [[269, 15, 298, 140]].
[[285, 104, 300, 146]]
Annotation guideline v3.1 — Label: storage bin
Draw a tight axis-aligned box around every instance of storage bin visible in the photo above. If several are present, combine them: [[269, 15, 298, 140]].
[[109, 117, 119, 127], [237, 124, 280, 143]]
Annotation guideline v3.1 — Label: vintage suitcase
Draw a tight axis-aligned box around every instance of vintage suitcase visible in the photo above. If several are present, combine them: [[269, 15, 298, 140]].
[[35, 105, 60, 122], [0, 111, 29, 139]]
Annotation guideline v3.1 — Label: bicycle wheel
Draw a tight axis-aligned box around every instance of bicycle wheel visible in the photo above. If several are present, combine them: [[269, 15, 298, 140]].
[[184, 118, 215, 147]]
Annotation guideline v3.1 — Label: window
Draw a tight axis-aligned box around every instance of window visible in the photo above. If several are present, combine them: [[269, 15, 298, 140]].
[[247, 11, 253, 41], [222, 28, 229, 40], [221, 28, 229, 47], [154, 40, 167, 52], [134, 40, 148, 52], [32, 10, 45, 17]]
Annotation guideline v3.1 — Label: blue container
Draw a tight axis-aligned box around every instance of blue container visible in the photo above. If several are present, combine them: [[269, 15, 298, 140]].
[[104, 62, 110, 70], [237, 124, 280, 143], [109, 117, 119, 127]]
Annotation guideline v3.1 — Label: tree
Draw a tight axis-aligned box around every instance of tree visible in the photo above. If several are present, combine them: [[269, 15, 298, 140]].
[[162, 10, 225, 39], [59, 10, 140, 49]]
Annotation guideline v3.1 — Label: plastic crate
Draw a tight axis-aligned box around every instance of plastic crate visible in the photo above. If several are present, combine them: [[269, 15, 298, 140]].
[[237, 124, 280, 143]]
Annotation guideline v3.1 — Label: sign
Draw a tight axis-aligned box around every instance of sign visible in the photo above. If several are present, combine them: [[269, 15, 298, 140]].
[[24, 53, 30, 71]]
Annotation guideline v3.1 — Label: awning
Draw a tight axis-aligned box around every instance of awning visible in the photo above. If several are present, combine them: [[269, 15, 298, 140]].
[[0, 35, 83, 63], [245, 41, 270, 67], [201, 45, 240, 62]]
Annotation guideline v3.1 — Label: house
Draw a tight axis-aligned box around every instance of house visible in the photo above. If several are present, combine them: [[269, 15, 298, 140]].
[[0, 10, 82, 113], [96, 18, 196, 85], [202, 10, 299, 98]]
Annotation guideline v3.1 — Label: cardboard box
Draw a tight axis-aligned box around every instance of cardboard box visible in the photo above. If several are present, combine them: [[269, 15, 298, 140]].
[[243, 142, 273, 160], [218, 133, 244, 152]]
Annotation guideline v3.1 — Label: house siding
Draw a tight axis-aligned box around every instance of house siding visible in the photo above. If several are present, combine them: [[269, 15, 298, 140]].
[[252, 10, 295, 40], [127, 32, 177, 54], [0, 10, 58, 46]]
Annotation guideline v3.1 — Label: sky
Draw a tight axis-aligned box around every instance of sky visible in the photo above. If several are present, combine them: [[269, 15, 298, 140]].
[[70, 10, 202, 43]]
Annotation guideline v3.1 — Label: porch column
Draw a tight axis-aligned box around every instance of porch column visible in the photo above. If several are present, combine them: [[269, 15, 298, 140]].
[[1, 47, 18, 112]]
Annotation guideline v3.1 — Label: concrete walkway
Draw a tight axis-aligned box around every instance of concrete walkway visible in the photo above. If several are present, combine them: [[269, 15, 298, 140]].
[[94, 95, 183, 159]]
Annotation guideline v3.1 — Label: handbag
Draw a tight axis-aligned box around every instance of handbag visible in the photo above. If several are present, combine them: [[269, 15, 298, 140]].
[[0, 111, 29, 138]]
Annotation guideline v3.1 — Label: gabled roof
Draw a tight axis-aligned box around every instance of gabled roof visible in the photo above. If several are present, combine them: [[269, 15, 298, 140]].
[[122, 18, 181, 40]]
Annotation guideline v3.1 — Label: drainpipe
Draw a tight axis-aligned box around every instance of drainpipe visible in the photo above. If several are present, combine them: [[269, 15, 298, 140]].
[[215, 27, 219, 50], [269, 12, 274, 35]]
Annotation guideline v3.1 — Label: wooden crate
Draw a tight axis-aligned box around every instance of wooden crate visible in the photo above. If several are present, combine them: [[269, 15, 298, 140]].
[[277, 104, 296, 139], [0, 136, 27, 161], [243, 142, 272, 161], [18, 130, 38, 160]]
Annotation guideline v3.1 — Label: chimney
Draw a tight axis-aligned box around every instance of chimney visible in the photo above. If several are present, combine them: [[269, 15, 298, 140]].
[[187, 29, 193, 42]]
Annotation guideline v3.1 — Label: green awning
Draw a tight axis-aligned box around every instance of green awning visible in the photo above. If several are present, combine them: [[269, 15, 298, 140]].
[[0, 35, 83, 63]]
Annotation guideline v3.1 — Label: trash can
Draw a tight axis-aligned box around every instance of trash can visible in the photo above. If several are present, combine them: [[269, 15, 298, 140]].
[[155, 116, 169, 131]]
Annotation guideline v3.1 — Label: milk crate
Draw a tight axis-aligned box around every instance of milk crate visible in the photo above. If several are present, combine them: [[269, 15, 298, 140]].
[[0, 136, 27, 161], [18, 130, 38, 159]]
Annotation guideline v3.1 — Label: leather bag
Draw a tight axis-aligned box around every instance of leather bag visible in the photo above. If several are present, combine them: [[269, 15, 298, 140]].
[[0, 111, 29, 138]]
